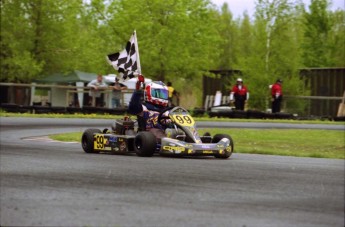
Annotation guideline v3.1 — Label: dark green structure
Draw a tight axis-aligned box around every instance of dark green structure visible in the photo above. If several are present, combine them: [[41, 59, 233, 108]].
[[204, 68, 345, 117]]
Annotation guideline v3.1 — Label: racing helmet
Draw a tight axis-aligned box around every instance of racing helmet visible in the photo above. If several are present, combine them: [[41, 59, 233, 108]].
[[144, 81, 169, 107]]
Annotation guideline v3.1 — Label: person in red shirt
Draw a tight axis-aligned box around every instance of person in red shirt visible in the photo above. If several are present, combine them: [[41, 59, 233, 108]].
[[229, 78, 249, 110], [271, 79, 283, 113]]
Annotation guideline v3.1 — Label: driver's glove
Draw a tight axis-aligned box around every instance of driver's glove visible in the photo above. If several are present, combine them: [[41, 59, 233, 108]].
[[136, 74, 145, 90]]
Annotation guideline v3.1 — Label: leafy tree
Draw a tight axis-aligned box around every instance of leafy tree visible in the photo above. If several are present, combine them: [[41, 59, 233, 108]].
[[102, 0, 221, 106], [1, 0, 44, 82], [237, 12, 254, 69], [327, 9, 345, 67], [103, 0, 220, 80], [0, 0, 92, 82], [1, 0, 343, 110], [302, 0, 332, 67], [241, 0, 305, 110], [216, 3, 239, 70]]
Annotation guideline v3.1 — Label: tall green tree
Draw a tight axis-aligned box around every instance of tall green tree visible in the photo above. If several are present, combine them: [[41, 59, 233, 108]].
[[237, 12, 254, 70], [216, 3, 239, 70], [1, 0, 44, 82], [243, 0, 304, 110], [99, 0, 221, 107], [327, 9, 345, 67], [302, 0, 332, 67], [0, 0, 91, 82], [1, 0, 343, 110], [104, 0, 220, 81]]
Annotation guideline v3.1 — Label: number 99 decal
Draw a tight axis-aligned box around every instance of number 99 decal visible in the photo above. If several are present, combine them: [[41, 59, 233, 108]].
[[172, 114, 195, 126], [94, 134, 105, 150]]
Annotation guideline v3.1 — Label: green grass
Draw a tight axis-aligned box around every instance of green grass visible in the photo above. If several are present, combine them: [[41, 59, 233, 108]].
[[2, 110, 344, 159], [0, 111, 121, 119], [51, 128, 345, 159], [199, 128, 345, 159], [1, 111, 343, 125], [50, 132, 83, 142]]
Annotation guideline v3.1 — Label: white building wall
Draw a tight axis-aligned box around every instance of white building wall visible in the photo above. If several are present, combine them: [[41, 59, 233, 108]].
[[51, 87, 67, 107]]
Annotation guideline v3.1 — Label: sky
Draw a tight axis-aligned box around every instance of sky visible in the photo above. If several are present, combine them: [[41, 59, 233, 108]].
[[210, 0, 345, 18]]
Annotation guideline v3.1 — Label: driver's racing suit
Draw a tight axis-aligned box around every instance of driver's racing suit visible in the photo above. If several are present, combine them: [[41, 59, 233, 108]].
[[128, 88, 167, 140]]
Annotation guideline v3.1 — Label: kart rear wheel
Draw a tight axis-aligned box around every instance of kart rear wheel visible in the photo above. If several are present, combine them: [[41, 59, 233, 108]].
[[134, 131, 156, 157], [201, 132, 212, 143], [81, 128, 101, 153], [212, 134, 234, 159]]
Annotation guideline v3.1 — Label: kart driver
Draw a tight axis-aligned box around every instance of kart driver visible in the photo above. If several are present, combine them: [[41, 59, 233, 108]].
[[128, 74, 170, 140]]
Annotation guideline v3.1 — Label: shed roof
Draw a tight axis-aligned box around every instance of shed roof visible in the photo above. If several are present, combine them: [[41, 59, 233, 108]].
[[35, 70, 98, 83]]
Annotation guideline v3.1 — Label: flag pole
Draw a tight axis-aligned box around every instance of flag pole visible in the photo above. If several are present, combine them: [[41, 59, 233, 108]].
[[134, 30, 141, 74]]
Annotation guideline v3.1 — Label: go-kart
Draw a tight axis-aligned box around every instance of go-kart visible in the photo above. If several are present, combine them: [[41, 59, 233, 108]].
[[81, 106, 234, 159]]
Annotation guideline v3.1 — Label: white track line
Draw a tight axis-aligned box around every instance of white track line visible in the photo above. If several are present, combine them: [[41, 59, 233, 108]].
[[22, 136, 79, 144]]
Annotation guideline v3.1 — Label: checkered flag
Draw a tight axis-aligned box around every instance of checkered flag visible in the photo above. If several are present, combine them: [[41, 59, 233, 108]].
[[107, 31, 141, 81]]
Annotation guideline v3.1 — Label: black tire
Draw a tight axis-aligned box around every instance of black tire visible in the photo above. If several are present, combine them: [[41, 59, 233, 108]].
[[134, 131, 157, 157], [212, 134, 234, 159], [201, 132, 212, 143], [274, 112, 293, 119], [203, 132, 211, 136], [81, 128, 101, 153]]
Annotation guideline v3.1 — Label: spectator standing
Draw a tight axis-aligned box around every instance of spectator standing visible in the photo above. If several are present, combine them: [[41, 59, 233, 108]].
[[167, 81, 175, 107], [271, 79, 283, 113], [111, 77, 128, 108], [87, 74, 108, 107], [229, 78, 249, 110]]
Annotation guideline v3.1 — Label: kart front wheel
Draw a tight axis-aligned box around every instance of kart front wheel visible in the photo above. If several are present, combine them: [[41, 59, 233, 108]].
[[212, 134, 234, 159], [134, 131, 156, 157], [81, 128, 101, 153]]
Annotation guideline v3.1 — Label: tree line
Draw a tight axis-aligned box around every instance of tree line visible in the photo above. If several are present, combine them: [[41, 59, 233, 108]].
[[1, 0, 344, 109]]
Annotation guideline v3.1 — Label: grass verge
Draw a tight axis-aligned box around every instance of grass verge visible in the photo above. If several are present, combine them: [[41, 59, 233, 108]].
[[1, 111, 343, 125], [50, 128, 344, 159]]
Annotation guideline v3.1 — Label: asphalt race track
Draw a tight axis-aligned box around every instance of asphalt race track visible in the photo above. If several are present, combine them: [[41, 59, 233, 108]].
[[1, 117, 344, 226]]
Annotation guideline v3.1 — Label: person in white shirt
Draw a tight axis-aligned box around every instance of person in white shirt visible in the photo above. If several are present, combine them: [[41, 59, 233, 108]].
[[87, 74, 108, 107]]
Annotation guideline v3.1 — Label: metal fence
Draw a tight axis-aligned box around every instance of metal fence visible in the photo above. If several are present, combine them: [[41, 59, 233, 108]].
[[0, 83, 133, 114], [1, 67, 345, 118]]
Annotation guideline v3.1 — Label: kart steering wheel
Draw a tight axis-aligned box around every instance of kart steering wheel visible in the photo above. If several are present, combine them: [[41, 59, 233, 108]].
[[158, 106, 175, 126]]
